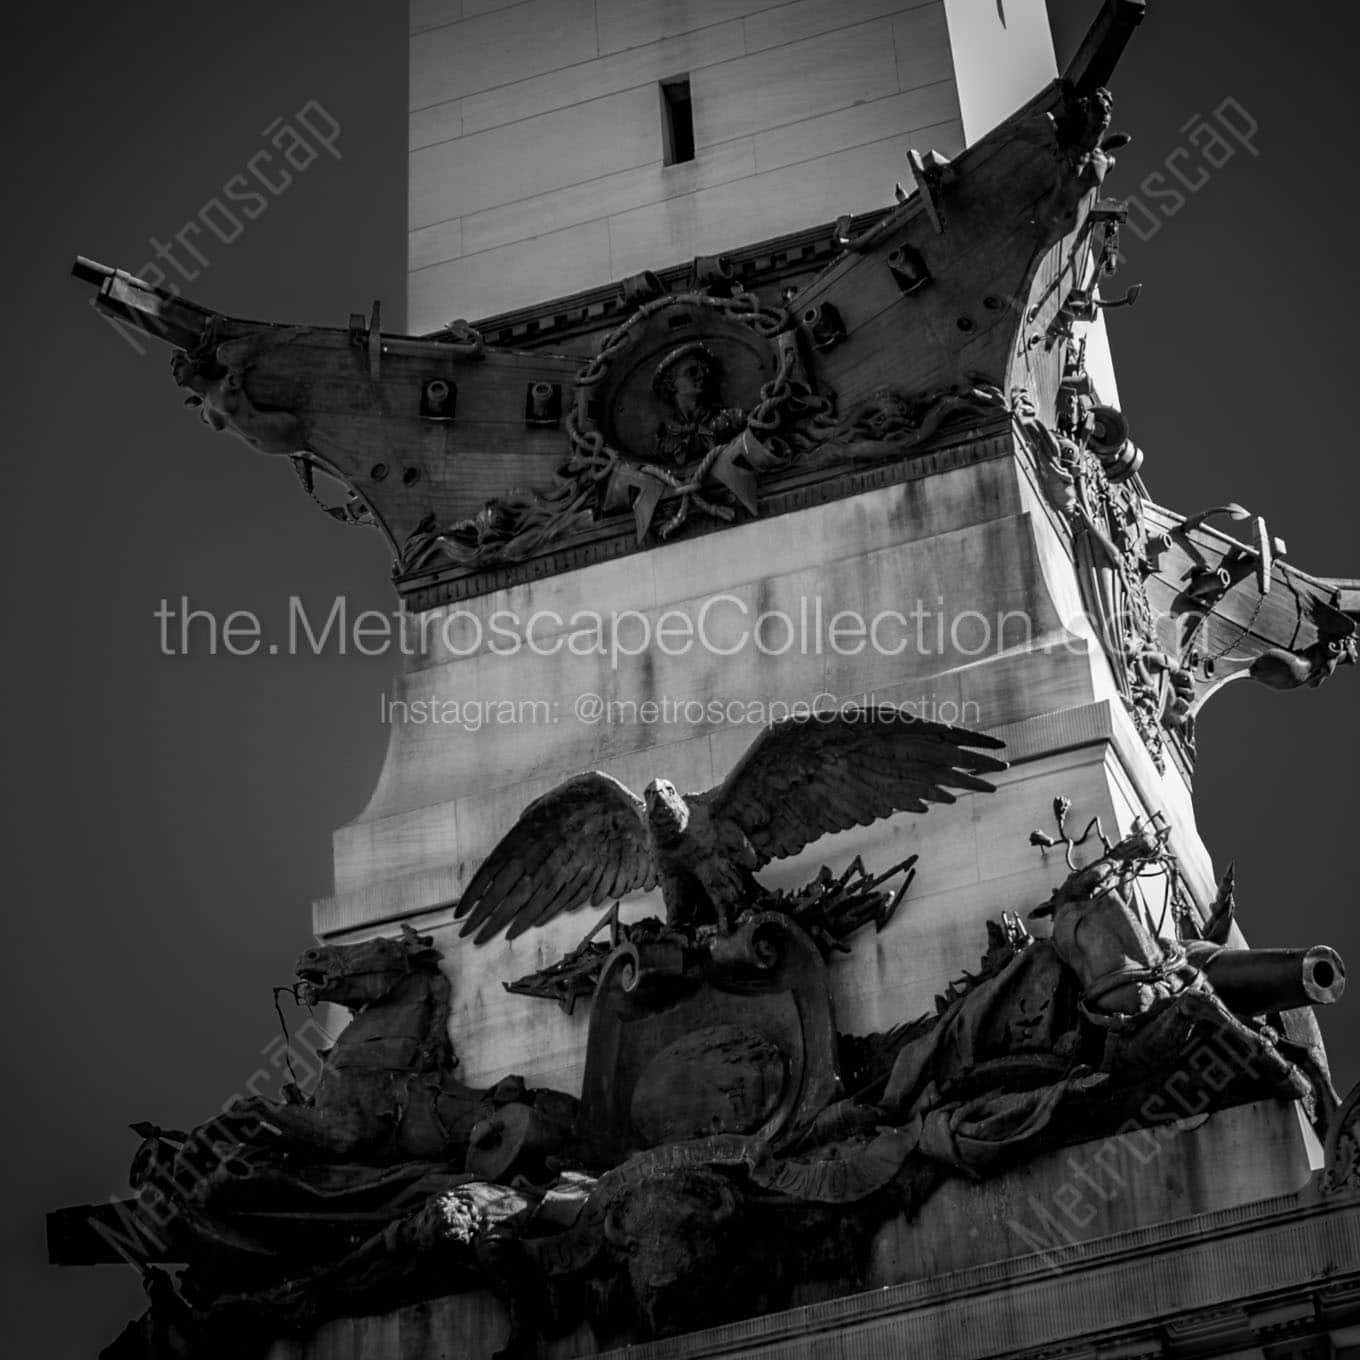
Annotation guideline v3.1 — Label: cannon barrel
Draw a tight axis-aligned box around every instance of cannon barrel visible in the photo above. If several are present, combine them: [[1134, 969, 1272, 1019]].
[[1192, 945, 1346, 1014], [71, 256, 217, 351]]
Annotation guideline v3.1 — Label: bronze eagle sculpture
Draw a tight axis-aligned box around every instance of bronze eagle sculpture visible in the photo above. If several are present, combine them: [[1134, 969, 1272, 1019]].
[[455, 708, 1006, 944]]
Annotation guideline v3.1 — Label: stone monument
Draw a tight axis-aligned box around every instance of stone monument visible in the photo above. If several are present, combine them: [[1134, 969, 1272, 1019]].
[[51, 2, 1360, 1357]]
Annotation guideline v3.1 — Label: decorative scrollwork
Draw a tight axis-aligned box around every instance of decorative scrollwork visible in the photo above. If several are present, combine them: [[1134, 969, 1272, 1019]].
[[805, 380, 1007, 467]]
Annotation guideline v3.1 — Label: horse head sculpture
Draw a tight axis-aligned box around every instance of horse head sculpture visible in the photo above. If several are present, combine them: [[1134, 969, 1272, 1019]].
[[1029, 811, 1201, 1020], [294, 924, 443, 1014]]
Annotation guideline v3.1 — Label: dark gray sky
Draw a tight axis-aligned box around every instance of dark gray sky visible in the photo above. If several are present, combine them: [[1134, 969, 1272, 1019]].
[[5, 3, 1359, 1355]]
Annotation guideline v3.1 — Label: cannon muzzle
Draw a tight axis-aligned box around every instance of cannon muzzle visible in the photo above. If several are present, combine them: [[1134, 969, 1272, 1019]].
[[1192, 944, 1346, 1015]]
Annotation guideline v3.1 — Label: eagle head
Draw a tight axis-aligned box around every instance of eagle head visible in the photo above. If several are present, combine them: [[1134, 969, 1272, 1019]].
[[644, 779, 689, 841]]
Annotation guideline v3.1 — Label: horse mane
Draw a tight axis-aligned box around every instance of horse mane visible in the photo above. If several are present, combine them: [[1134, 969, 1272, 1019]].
[[415, 966, 458, 1073]]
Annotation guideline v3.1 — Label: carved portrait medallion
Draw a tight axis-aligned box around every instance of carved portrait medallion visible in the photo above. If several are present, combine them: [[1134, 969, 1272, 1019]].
[[575, 294, 780, 472]]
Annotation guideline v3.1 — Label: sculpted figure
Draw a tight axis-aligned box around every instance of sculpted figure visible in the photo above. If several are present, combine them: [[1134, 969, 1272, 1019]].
[[602, 1170, 745, 1337], [170, 338, 305, 455], [202, 926, 529, 1168], [125, 924, 577, 1297], [453, 708, 1006, 943], [96, 802, 1350, 1360], [651, 341, 746, 466]]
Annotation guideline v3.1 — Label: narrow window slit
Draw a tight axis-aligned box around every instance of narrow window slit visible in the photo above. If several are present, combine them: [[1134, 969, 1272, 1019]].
[[661, 77, 695, 166]]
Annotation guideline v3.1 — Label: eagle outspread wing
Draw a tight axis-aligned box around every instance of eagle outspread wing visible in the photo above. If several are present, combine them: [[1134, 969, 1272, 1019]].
[[693, 709, 1007, 868], [454, 772, 657, 945]]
